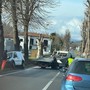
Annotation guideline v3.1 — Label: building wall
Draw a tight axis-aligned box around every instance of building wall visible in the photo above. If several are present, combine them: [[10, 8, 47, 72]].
[[4, 34, 52, 55], [19, 35, 52, 55]]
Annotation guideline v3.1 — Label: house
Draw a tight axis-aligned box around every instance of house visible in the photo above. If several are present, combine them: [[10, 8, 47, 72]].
[[4, 32, 52, 57]]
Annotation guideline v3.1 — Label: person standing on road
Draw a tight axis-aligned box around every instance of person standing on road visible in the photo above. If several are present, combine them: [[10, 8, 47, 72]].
[[2, 50, 7, 60], [68, 55, 74, 66], [1, 50, 7, 70]]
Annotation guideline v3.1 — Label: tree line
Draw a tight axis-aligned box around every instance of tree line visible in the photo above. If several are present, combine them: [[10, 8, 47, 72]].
[[50, 29, 71, 53], [0, 0, 59, 60]]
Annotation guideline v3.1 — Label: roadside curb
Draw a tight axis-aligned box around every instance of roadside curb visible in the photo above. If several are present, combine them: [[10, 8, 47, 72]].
[[0, 60, 36, 74], [0, 57, 48, 74]]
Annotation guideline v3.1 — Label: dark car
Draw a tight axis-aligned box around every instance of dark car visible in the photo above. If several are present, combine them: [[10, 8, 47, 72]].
[[60, 58, 90, 90]]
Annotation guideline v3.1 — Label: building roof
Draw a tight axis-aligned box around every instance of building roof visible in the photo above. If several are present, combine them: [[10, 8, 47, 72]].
[[4, 32, 50, 38], [19, 32, 50, 38], [4, 34, 13, 38]]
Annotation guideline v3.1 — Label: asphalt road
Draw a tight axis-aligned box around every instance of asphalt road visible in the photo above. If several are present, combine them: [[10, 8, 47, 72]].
[[0, 66, 63, 90]]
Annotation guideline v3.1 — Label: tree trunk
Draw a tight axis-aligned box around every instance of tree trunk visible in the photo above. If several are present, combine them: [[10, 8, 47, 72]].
[[24, 25, 28, 61], [11, 0, 20, 51], [88, 16, 90, 54], [0, 0, 4, 60], [40, 41, 43, 57]]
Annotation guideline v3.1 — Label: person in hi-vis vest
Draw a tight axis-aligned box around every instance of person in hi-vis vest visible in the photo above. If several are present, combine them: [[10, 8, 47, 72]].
[[68, 55, 74, 66]]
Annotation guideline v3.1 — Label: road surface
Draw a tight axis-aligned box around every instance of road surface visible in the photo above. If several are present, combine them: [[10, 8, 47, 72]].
[[0, 66, 63, 90]]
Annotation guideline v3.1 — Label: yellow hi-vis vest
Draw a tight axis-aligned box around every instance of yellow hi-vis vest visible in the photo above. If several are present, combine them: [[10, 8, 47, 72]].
[[68, 58, 73, 66]]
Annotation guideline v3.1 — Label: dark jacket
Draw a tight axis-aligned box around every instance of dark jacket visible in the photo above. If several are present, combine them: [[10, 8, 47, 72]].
[[2, 51, 7, 60]]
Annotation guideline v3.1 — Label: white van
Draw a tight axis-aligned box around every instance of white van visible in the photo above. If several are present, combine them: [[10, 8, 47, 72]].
[[55, 50, 68, 58], [7, 51, 25, 68]]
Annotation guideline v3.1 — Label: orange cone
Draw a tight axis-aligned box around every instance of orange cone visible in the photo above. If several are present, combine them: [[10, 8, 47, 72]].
[[1, 60, 7, 70]]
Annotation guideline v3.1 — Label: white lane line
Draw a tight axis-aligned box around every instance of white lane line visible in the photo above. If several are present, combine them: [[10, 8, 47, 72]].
[[0, 66, 37, 77], [42, 72, 60, 90]]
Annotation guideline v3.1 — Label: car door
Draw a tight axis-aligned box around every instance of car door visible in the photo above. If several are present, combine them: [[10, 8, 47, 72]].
[[13, 52, 22, 65], [7, 52, 13, 61]]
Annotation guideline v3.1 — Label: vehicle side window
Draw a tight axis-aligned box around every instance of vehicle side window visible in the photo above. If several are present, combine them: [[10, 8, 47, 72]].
[[14, 53, 17, 58], [85, 63, 90, 72], [58, 52, 60, 54], [7, 53, 12, 59]]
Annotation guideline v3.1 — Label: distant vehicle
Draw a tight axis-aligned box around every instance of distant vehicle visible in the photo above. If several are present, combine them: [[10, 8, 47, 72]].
[[55, 50, 76, 68], [34, 57, 61, 69], [35, 51, 69, 69], [7, 51, 25, 68], [53, 50, 69, 68], [52, 50, 68, 58], [60, 58, 90, 90], [54, 50, 76, 58]]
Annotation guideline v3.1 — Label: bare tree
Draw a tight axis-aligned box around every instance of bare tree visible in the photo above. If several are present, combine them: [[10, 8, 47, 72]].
[[3, 0, 60, 60], [11, 0, 20, 50], [50, 33, 64, 53], [3, 0, 20, 51], [81, 19, 87, 53], [81, 0, 90, 58], [3, 23, 13, 35], [86, 1, 90, 57], [16, 0, 58, 60], [0, 0, 4, 59]]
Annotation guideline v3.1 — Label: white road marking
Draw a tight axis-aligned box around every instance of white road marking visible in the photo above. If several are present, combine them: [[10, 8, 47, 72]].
[[42, 72, 60, 90]]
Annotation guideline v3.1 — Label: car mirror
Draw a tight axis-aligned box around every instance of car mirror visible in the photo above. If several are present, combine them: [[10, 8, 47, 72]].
[[7, 56, 11, 59]]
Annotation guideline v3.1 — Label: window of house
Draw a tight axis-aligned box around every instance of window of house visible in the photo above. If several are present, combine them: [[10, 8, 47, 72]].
[[29, 38, 34, 50], [29, 46, 32, 50], [30, 38, 34, 45], [44, 40, 48, 46]]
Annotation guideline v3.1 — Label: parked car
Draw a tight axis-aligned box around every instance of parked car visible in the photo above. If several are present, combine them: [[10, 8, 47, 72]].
[[7, 51, 25, 69], [60, 58, 90, 90]]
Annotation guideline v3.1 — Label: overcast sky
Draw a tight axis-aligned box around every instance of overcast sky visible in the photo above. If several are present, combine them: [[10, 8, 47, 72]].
[[43, 0, 85, 41]]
